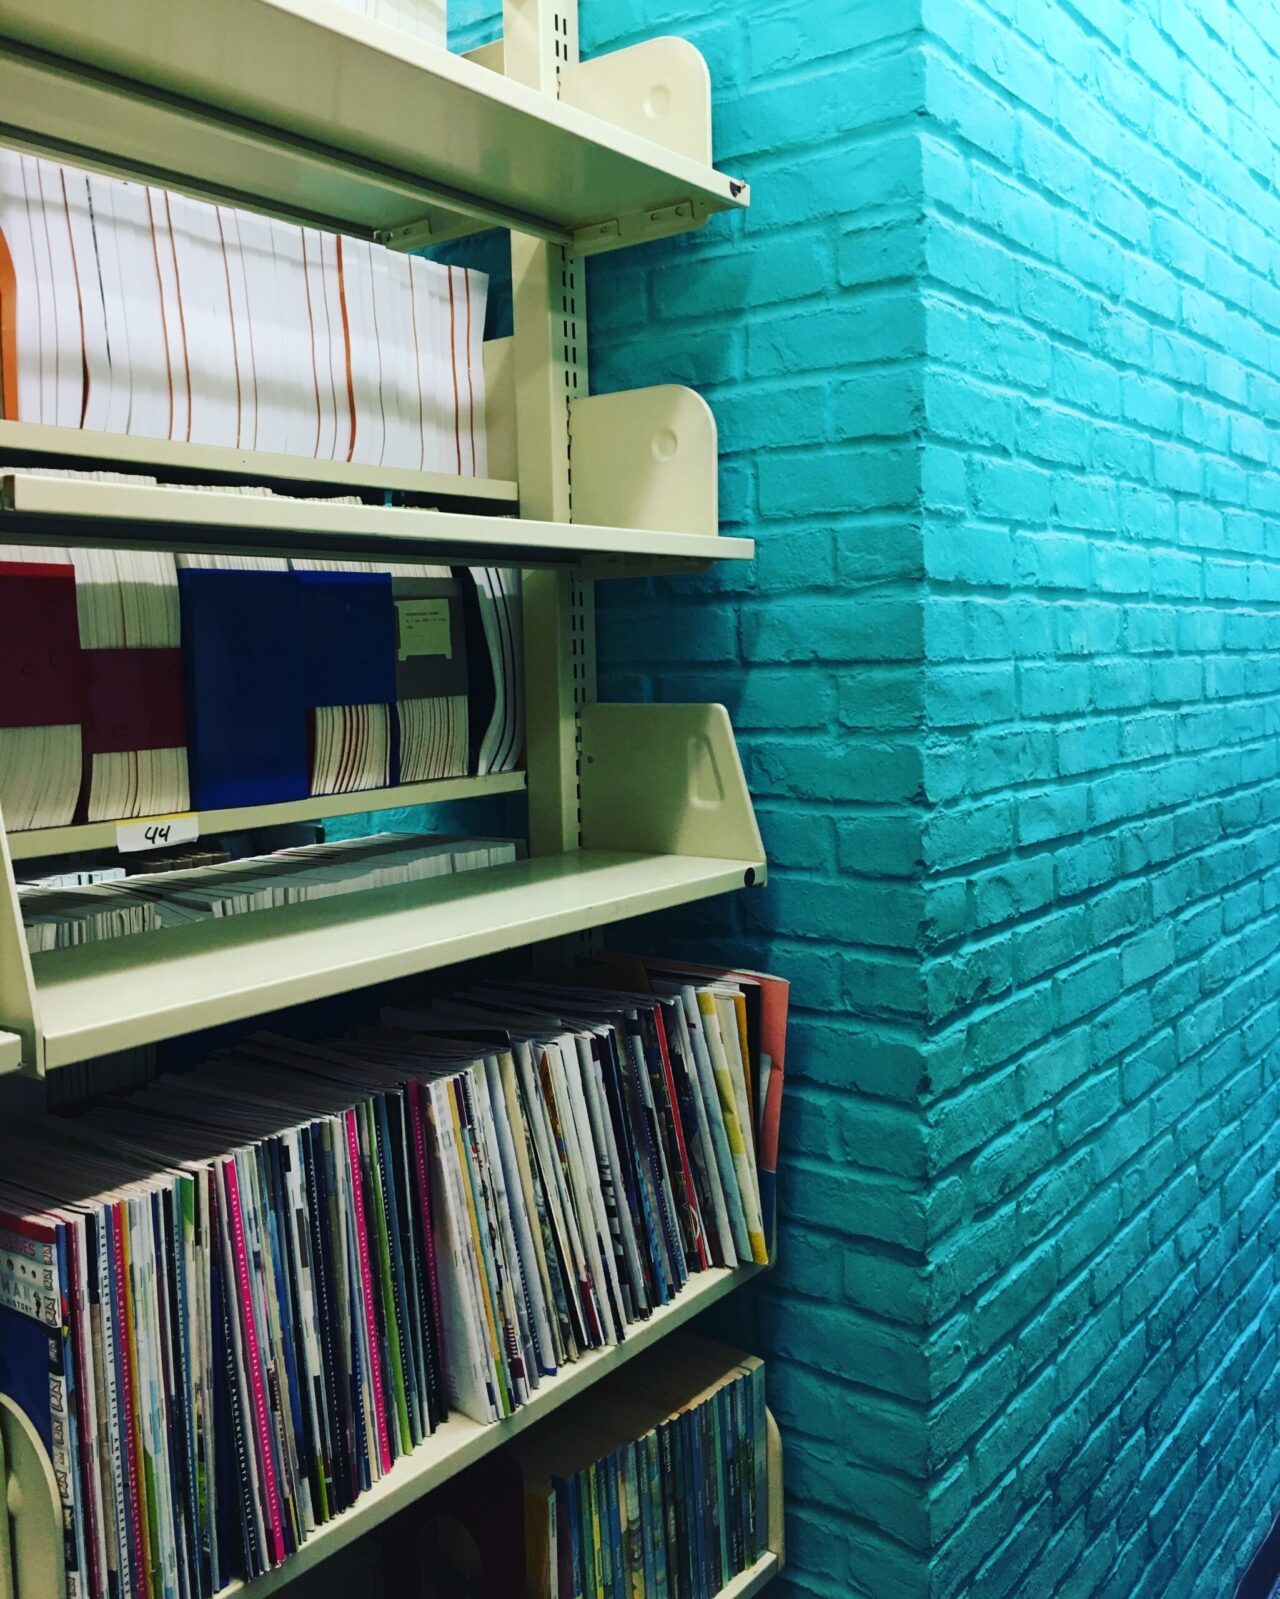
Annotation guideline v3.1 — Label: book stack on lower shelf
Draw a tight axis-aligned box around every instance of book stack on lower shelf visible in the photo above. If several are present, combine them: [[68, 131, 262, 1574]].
[[0, 961, 786, 1599], [512, 1333, 775, 1599], [370, 1332, 781, 1599]]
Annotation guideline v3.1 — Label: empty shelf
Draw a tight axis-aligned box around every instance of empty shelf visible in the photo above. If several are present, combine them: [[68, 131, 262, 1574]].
[[0, 0, 749, 252], [0, 472, 754, 572], [28, 850, 763, 1069]]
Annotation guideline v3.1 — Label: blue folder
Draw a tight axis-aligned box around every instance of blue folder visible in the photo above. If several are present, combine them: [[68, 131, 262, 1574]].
[[179, 568, 308, 807], [299, 571, 396, 708]]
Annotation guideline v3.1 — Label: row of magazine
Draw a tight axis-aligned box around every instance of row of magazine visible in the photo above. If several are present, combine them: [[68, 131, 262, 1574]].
[[0, 957, 787, 1599], [513, 1335, 769, 1599], [404, 1332, 769, 1599], [0, 148, 489, 474], [19, 832, 519, 952], [0, 524, 523, 830]]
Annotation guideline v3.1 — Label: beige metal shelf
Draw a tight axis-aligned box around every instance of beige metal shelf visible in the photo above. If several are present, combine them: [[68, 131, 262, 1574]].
[[27, 849, 759, 1070], [0, 419, 518, 506], [715, 1552, 782, 1599], [0, 472, 754, 573], [7, 771, 527, 863], [0, 704, 764, 1074], [0, 1269, 780, 1599], [0, 0, 748, 254], [0, 1031, 21, 1075]]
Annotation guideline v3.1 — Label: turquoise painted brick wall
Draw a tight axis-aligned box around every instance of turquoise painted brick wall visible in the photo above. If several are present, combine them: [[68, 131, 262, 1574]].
[[439, 0, 1280, 1593], [915, 1, 1280, 1595], [578, 6, 936, 1595]]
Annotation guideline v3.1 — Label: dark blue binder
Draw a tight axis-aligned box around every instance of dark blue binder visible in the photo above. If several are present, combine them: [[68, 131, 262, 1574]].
[[179, 568, 307, 807], [299, 571, 396, 708]]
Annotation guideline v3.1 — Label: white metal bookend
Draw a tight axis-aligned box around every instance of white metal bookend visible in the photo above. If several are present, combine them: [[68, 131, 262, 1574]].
[[0, 1395, 65, 1599], [480, 350, 719, 543], [579, 704, 765, 876], [571, 385, 718, 536], [766, 1411, 785, 1566], [560, 36, 712, 164]]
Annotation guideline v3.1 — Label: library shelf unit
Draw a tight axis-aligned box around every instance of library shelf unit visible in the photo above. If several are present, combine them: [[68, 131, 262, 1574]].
[[0, 0, 783, 1594]]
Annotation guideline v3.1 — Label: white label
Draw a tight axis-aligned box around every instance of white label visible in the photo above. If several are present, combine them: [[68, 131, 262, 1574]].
[[116, 813, 200, 854], [396, 597, 453, 660]]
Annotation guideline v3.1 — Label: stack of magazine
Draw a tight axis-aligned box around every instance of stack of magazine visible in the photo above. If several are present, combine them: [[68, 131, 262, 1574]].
[[0, 960, 787, 1598], [19, 832, 519, 951], [512, 1334, 769, 1599], [0, 148, 488, 476]]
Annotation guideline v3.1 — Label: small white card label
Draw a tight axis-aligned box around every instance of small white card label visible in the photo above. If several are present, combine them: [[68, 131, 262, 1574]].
[[116, 813, 200, 854], [396, 597, 453, 660]]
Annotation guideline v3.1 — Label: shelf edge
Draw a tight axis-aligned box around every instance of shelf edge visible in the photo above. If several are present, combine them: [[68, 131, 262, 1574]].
[[0, 419, 520, 505], [9, 771, 527, 862]]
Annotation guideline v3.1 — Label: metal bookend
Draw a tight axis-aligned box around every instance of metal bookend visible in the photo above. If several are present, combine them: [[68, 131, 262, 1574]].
[[571, 386, 718, 537], [0, 1395, 65, 1599], [579, 703, 765, 877]]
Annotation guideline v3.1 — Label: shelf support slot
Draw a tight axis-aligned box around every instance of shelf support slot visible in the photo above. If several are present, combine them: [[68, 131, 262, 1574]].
[[507, 0, 596, 861]]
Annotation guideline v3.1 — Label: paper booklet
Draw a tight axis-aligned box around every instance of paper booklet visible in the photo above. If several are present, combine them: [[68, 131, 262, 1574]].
[[0, 147, 488, 477]]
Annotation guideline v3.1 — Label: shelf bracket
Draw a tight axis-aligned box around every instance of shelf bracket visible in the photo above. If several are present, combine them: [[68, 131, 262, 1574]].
[[570, 197, 718, 258]]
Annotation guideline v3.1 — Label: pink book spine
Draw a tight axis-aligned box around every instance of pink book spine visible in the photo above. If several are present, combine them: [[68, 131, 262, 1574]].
[[407, 1082, 445, 1369], [223, 1159, 288, 1566], [344, 1109, 391, 1475], [111, 1206, 148, 1599]]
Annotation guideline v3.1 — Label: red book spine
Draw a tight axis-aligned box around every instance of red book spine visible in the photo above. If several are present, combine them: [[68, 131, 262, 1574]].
[[344, 1108, 392, 1475], [223, 1158, 288, 1566], [651, 1007, 709, 1271], [112, 1205, 151, 1599]]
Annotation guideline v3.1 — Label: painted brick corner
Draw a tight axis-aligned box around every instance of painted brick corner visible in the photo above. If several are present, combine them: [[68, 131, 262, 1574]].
[[917, 0, 1280, 1594], [447, 0, 1280, 1594]]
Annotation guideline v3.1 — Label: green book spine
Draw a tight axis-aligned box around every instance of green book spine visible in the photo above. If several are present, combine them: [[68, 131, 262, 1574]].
[[752, 1365, 767, 1565]]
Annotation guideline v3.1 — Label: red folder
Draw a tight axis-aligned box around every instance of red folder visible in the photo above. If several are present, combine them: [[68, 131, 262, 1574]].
[[0, 561, 82, 727], [81, 647, 187, 754]]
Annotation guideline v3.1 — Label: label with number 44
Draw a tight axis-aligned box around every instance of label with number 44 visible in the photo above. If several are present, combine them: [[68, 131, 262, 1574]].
[[116, 813, 200, 854]]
